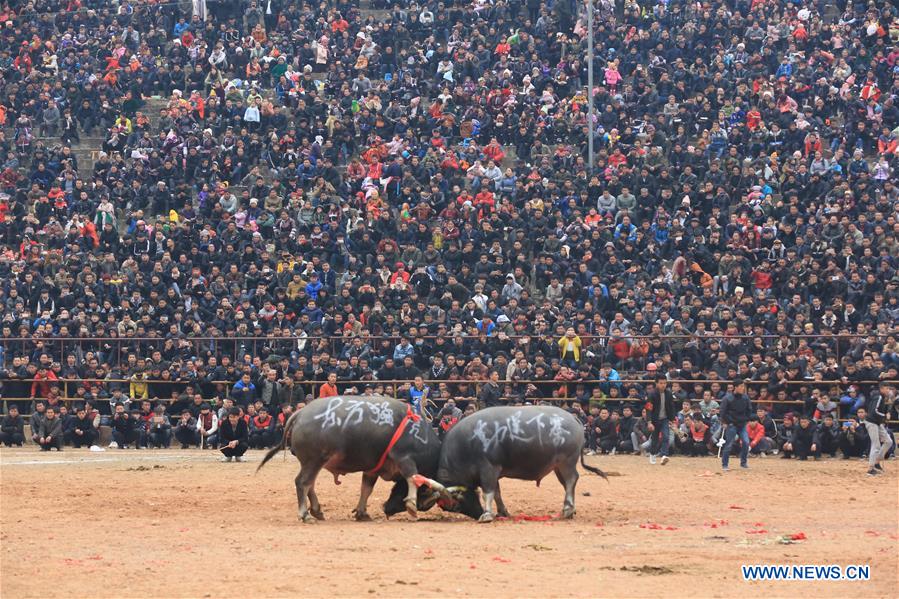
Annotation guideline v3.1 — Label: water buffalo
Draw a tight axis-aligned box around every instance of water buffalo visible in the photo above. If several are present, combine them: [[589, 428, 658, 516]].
[[419, 405, 607, 522], [257, 396, 442, 522]]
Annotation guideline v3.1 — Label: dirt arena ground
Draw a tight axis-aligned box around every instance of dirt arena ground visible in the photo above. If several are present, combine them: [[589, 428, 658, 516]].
[[1, 448, 897, 598]]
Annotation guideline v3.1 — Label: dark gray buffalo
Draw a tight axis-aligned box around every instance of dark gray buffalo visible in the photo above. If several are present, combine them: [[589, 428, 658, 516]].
[[419, 405, 607, 522], [257, 396, 442, 522]]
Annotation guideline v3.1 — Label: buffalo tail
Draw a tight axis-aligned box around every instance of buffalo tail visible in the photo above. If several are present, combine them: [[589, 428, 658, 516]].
[[256, 409, 300, 473], [580, 451, 609, 481]]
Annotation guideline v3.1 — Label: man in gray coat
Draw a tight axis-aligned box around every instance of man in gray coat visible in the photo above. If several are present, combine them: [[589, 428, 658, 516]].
[[38, 406, 64, 451], [41, 101, 61, 138]]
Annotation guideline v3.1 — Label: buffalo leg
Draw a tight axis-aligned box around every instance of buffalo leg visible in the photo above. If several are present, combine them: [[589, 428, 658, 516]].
[[478, 465, 501, 523], [555, 464, 579, 519], [353, 473, 378, 521], [494, 484, 510, 518], [394, 457, 419, 519], [308, 488, 324, 520], [383, 480, 410, 517], [295, 463, 322, 523]]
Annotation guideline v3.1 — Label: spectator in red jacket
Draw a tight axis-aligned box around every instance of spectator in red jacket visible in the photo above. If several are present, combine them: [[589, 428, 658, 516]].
[[30, 366, 59, 400], [747, 416, 775, 455], [684, 414, 709, 456]]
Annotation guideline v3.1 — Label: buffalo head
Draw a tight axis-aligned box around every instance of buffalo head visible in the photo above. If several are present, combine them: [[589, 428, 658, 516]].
[[413, 476, 484, 520]]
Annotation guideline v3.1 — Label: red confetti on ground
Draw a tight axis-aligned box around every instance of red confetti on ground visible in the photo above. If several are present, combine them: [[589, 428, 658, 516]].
[[178, 528, 189, 533], [424, 549, 434, 555], [753, 522, 765, 527], [595, 521, 604, 527], [728, 505, 746, 510], [789, 532, 807, 541], [704, 520, 729, 528], [745, 529, 768, 534], [864, 530, 880, 537], [469, 564, 476, 570], [492, 556, 511, 563], [86, 555, 103, 560], [512, 514, 556, 522]]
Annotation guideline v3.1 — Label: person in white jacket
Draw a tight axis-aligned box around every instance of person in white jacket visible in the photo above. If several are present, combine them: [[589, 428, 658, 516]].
[[196, 403, 219, 449]]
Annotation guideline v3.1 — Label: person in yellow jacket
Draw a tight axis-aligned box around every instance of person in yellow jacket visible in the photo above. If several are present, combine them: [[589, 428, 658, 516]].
[[558, 327, 582, 368], [129, 371, 149, 400]]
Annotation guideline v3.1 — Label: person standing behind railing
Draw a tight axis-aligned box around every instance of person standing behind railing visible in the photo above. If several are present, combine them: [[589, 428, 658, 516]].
[[558, 327, 581, 369], [478, 370, 502, 409], [29, 366, 58, 400], [408, 376, 430, 416], [318, 372, 339, 399]]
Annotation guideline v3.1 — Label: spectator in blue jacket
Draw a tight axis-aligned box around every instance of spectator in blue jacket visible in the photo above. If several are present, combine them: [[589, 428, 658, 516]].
[[230, 374, 256, 407], [305, 273, 323, 300]]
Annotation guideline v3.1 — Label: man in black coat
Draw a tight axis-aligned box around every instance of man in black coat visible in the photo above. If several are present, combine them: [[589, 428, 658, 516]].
[[219, 407, 249, 462], [593, 407, 618, 454], [0, 405, 25, 446], [65, 405, 98, 448], [617, 405, 637, 453], [839, 409, 869, 459], [111, 402, 138, 449], [783, 415, 819, 460], [646, 374, 676, 465], [816, 414, 841, 458], [478, 370, 503, 409], [719, 379, 753, 470]]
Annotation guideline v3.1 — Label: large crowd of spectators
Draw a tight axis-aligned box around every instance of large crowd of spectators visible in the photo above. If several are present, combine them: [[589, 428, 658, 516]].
[[0, 0, 897, 454]]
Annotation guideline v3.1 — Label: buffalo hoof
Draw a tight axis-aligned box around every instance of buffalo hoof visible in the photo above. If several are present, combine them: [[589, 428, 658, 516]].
[[559, 508, 575, 520], [299, 512, 317, 524], [405, 500, 418, 520], [311, 508, 325, 521], [353, 510, 372, 522], [497, 509, 510, 518], [478, 512, 495, 523]]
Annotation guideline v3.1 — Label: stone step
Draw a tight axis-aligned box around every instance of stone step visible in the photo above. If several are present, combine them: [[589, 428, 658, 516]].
[[359, 8, 392, 20], [68, 137, 106, 149]]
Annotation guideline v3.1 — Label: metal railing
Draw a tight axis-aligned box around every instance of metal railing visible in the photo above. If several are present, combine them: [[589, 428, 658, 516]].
[[6, 376, 895, 417], [1, 332, 892, 372]]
